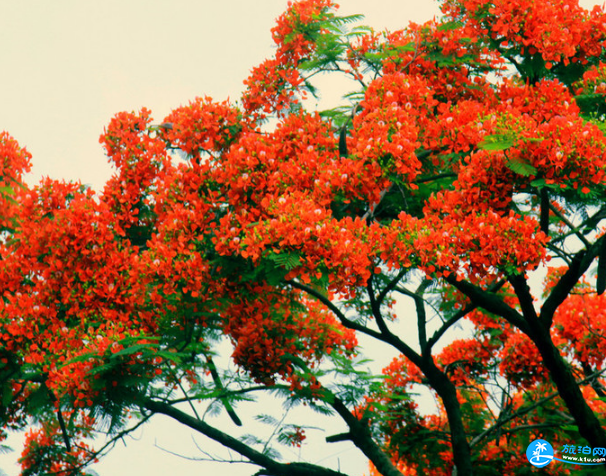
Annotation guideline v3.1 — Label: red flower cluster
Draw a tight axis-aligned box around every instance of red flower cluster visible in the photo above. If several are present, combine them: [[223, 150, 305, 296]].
[[553, 292, 606, 368], [575, 62, 606, 94], [352, 73, 434, 183], [20, 413, 96, 476], [379, 205, 548, 281], [0, 132, 31, 230], [436, 338, 496, 386], [161, 96, 241, 157], [498, 331, 550, 388], [271, 0, 335, 64], [442, 0, 606, 67], [243, 0, 336, 121], [224, 286, 356, 385]]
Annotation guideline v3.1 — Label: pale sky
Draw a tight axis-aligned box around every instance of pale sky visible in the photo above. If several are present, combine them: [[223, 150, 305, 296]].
[[1, 1, 602, 475], [0, 0, 442, 191]]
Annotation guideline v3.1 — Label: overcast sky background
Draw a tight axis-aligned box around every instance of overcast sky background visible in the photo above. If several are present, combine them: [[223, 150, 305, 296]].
[[1, 1, 603, 475]]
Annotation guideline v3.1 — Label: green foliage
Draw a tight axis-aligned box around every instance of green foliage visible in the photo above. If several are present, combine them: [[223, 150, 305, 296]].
[[265, 250, 302, 271], [477, 134, 515, 151], [505, 157, 538, 177]]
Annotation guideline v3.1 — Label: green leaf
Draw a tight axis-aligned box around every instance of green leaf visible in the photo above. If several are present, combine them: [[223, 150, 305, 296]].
[[255, 414, 279, 426], [0, 445, 13, 456], [2, 387, 13, 407], [87, 363, 116, 376], [478, 134, 515, 151], [109, 343, 158, 361], [437, 20, 464, 31], [26, 385, 51, 414], [0, 186, 14, 196], [154, 350, 184, 364], [266, 251, 301, 270], [506, 158, 537, 177]]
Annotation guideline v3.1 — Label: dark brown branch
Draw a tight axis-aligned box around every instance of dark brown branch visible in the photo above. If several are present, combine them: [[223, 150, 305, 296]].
[[507, 274, 539, 323], [326, 432, 351, 443], [582, 362, 606, 398], [338, 126, 348, 157], [540, 189, 550, 235], [394, 281, 431, 353], [376, 269, 407, 307], [56, 407, 71, 452], [330, 396, 404, 476], [286, 280, 384, 341], [444, 276, 529, 334], [545, 242, 573, 265], [541, 237, 603, 328], [471, 368, 606, 447], [289, 279, 421, 368], [425, 279, 506, 353], [548, 202, 591, 248], [140, 397, 348, 476], [44, 385, 71, 452], [365, 276, 423, 367]]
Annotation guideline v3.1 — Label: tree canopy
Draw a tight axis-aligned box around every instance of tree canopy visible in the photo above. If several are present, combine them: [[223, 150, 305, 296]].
[[3, 0, 606, 475]]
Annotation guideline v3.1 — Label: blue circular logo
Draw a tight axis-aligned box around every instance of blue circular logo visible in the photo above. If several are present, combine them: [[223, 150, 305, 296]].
[[526, 439, 554, 467]]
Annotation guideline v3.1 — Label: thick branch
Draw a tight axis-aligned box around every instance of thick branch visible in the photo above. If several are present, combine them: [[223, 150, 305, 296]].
[[507, 274, 539, 323], [140, 397, 348, 476], [286, 280, 383, 341], [330, 396, 404, 476], [471, 368, 606, 447], [367, 277, 397, 339], [392, 281, 430, 354], [289, 279, 422, 367], [426, 280, 506, 353], [541, 237, 603, 328], [376, 269, 407, 307], [444, 277, 529, 334], [326, 432, 351, 443], [549, 202, 591, 248]]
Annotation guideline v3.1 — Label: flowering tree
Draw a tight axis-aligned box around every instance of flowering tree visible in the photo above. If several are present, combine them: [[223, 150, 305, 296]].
[[2, 0, 606, 475]]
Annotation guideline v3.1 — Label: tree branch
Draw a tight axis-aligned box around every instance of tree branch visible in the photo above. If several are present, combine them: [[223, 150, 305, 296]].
[[548, 202, 591, 248], [376, 269, 407, 307], [139, 397, 349, 476], [425, 280, 506, 353], [366, 276, 423, 366], [507, 274, 539, 323], [470, 367, 606, 448], [392, 281, 431, 353], [44, 385, 71, 452], [444, 276, 529, 334], [286, 280, 384, 341], [541, 237, 603, 328], [329, 395, 405, 476], [289, 278, 423, 366]]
